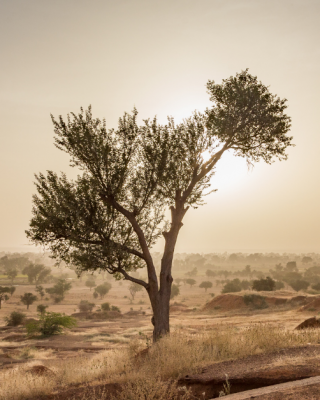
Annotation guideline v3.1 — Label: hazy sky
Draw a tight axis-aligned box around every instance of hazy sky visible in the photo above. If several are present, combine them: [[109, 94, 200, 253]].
[[0, 0, 319, 253]]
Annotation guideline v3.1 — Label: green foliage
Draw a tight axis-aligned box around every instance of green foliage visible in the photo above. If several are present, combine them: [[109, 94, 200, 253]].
[[101, 302, 110, 311], [78, 300, 95, 312], [5, 311, 26, 326], [26, 312, 77, 336], [111, 305, 121, 312], [22, 263, 51, 284], [186, 278, 196, 288], [199, 281, 213, 292], [289, 280, 310, 292], [252, 277, 276, 291], [170, 283, 180, 299], [20, 292, 38, 309], [243, 294, 268, 309], [94, 282, 112, 299], [37, 304, 48, 314]]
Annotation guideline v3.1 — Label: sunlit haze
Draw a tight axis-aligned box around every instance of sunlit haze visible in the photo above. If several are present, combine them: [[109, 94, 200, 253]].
[[1, 0, 319, 253]]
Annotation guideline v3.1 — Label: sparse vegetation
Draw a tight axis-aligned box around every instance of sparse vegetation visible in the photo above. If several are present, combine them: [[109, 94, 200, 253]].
[[199, 281, 213, 292], [170, 283, 180, 299], [252, 276, 276, 291], [94, 282, 112, 299]]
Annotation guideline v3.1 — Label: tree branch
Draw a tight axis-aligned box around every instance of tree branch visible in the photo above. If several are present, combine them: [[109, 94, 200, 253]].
[[115, 266, 149, 289]]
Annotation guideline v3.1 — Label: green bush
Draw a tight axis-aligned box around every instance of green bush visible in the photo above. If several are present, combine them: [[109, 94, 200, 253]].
[[252, 277, 275, 291], [26, 312, 77, 336], [37, 304, 48, 314], [101, 302, 110, 311], [111, 305, 121, 312], [289, 280, 309, 292], [222, 279, 242, 293], [5, 311, 26, 326]]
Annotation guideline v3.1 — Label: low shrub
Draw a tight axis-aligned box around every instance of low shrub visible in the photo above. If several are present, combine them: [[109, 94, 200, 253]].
[[111, 305, 121, 312], [5, 311, 26, 326], [78, 300, 95, 312], [101, 302, 110, 311], [26, 312, 77, 336]]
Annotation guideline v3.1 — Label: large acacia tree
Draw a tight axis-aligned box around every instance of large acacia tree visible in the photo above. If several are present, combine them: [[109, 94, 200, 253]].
[[26, 70, 292, 341]]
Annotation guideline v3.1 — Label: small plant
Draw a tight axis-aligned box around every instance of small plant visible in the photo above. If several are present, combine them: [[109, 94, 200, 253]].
[[26, 312, 77, 336], [219, 374, 231, 397], [111, 305, 121, 312], [101, 302, 110, 311], [37, 304, 48, 314], [210, 293, 215, 297], [5, 311, 26, 326]]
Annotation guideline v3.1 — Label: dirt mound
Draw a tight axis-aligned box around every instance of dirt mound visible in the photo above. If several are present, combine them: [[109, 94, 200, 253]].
[[203, 294, 247, 311], [299, 296, 320, 312], [295, 317, 320, 330], [26, 365, 55, 376], [265, 297, 287, 306]]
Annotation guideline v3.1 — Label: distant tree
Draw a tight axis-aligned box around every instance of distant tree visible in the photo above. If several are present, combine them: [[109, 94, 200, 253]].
[[244, 265, 251, 276], [302, 256, 313, 264], [93, 291, 98, 299], [35, 285, 45, 300], [285, 261, 297, 272], [7, 269, 17, 284], [0, 286, 10, 309], [206, 270, 215, 277], [9, 286, 16, 297], [46, 279, 72, 302], [170, 283, 180, 299], [94, 282, 112, 299], [289, 280, 309, 292], [185, 278, 196, 288], [22, 264, 51, 284], [37, 304, 48, 314], [174, 278, 183, 286], [78, 300, 95, 312], [85, 277, 96, 291], [128, 282, 142, 301], [185, 268, 198, 277], [275, 263, 283, 272], [26, 70, 292, 341], [252, 277, 276, 292], [20, 293, 38, 309], [199, 281, 213, 292]]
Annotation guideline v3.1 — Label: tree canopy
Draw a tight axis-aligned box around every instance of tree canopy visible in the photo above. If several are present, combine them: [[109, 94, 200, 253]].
[[26, 70, 292, 341]]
